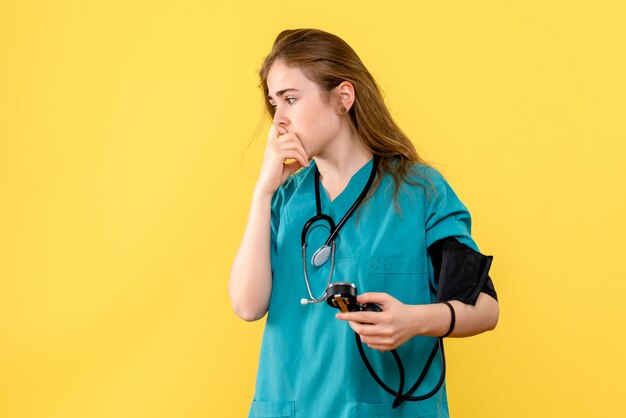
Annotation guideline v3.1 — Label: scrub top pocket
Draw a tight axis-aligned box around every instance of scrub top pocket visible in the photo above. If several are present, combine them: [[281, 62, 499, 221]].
[[367, 256, 426, 276], [365, 256, 430, 305]]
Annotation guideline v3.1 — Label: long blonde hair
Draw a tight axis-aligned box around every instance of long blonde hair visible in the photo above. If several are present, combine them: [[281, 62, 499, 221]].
[[259, 28, 430, 204]]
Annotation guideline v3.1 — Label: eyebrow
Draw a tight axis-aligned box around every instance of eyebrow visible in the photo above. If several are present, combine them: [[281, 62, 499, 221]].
[[267, 88, 300, 101]]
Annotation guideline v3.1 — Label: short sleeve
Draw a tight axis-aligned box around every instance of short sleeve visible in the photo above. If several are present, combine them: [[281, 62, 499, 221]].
[[421, 167, 498, 304], [423, 169, 478, 252], [268, 170, 304, 274], [269, 188, 284, 275]]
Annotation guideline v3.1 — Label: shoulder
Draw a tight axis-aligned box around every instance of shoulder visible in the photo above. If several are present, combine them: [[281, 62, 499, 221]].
[[271, 164, 314, 214], [386, 162, 448, 201], [405, 162, 447, 185]]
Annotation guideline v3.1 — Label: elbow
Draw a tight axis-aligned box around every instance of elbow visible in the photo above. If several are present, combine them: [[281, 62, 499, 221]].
[[476, 291, 499, 332], [232, 303, 267, 322], [228, 275, 269, 322], [229, 287, 268, 322], [485, 299, 500, 331]]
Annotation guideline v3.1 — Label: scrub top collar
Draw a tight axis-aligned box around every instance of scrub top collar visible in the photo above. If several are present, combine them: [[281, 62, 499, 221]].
[[313, 157, 376, 215]]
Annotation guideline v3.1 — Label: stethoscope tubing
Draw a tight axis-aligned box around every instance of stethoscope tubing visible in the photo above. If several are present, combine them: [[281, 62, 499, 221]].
[[300, 158, 379, 248], [300, 158, 379, 303]]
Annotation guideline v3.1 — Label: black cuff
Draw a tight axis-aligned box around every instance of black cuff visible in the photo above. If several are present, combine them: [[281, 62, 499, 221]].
[[428, 237, 497, 305]]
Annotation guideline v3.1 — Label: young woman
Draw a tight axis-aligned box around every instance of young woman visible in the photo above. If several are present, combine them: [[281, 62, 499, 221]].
[[229, 28, 499, 418]]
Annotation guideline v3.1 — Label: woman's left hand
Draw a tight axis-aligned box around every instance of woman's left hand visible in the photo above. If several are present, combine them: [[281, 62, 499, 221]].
[[335, 292, 421, 351]]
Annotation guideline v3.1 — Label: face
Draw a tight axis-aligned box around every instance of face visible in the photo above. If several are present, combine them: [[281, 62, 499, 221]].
[[266, 60, 343, 157]]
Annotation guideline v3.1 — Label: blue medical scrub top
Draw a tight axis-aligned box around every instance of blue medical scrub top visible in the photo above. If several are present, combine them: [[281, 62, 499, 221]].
[[249, 159, 479, 418]]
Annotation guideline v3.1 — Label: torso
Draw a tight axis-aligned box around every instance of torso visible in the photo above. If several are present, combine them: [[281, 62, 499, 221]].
[[249, 160, 464, 418]]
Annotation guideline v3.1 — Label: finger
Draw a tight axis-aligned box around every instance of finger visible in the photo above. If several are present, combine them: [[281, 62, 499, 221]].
[[275, 131, 306, 153], [336, 311, 382, 324], [347, 321, 381, 336], [275, 143, 309, 167], [275, 133, 309, 167], [356, 292, 394, 307], [269, 138, 306, 163], [282, 161, 303, 178], [268, 124, 281, 141], [360, 335, 394, 350], [367, 344, 394, 352], [278, 152, 308, 170]]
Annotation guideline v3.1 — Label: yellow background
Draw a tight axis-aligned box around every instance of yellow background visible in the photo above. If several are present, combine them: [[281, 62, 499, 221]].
[[1, 1, 625, 417]]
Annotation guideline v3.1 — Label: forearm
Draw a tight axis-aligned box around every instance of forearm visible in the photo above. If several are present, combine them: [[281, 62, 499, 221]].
[[413, 292, 499, 338], [228, 188, 274, 321]]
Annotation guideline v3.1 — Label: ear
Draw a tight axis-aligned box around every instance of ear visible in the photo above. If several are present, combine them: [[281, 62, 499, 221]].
[[334, 81, 356, 114]]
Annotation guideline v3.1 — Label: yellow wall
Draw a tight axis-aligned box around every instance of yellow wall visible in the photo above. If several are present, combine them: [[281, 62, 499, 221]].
[[1, 1, 624, 417]]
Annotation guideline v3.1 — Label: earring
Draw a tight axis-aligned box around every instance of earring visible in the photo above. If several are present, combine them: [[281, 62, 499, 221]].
[[340, 105, 347, 114]]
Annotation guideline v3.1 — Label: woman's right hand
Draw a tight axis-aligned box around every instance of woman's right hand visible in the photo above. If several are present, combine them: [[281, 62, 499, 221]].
[[255, 124, 310, 196]]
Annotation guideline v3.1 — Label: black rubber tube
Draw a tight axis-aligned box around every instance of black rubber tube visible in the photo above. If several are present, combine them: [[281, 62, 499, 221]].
[[354, 334, 447, 408]]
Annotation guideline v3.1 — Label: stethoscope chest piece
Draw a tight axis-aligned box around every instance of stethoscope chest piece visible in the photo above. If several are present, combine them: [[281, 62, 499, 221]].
[[311, 245, 332, 267]]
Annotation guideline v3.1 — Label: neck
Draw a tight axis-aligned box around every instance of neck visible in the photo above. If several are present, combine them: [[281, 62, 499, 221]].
[[313, 132, 373, 200]]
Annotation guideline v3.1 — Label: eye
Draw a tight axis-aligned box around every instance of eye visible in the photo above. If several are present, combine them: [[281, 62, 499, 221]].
[[286, 97, 296, 105], [269, 102, 277, 110]]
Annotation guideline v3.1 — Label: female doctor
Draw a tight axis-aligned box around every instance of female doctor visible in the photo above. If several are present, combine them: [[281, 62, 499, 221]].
[[229, 29, 499, 418]]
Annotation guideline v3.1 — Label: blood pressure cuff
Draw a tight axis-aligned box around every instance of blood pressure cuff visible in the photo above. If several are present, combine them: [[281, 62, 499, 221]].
[[428, 237, 498, 305]]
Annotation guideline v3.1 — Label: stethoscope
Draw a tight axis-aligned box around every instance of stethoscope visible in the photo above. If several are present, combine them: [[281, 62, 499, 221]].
[[298, 157, 447, 408], [299, 157, 379, 305]]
